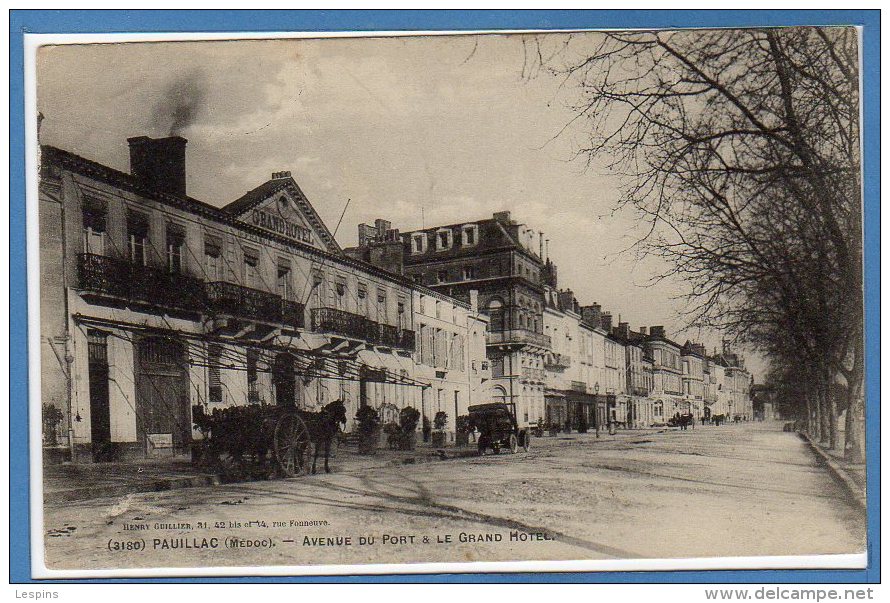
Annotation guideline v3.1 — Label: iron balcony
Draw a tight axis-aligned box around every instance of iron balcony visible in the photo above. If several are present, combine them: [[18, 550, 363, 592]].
[[487, 328, 552, 350], [312, 307, 415, 350], [78, 253, 205, 311]]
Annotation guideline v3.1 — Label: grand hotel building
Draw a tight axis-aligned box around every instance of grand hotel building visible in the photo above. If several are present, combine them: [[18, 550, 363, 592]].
[[39, 135, 489, 463]]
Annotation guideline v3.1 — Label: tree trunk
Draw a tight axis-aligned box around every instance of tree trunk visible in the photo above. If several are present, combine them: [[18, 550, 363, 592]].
[[805, 395, 814, 435], [811, 392, 821, 441], [828, 386, 839, 451], [819, 387, 831, 446], [844, 375, 865, 463]]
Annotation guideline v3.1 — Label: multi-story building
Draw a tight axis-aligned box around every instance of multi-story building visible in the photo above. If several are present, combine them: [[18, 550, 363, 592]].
[[642, 326, 684, 424], [38, 136, 486, 463], [613, 322, 655, 428], [352, 212, 551, 428], [712, 341, 753, 420], [542, 288, 601, 430], [703, 355, 718, 419], [409, 287, 491, 440], [680, 341, 707, 419]]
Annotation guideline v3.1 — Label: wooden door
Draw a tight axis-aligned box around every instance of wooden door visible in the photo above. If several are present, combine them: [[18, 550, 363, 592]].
[[135, 337, 190, 452], [88, 331, 113, 461]]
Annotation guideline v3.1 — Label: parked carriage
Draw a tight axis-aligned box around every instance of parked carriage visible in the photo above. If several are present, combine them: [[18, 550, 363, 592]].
[[468, 402, 531, 455], [193, 400, 345, 480]]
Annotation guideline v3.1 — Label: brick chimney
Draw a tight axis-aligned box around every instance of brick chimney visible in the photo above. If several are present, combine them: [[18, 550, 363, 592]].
[[617, 322, 631, 340], [639, 326, 648, 336], [601, 312, 613, 333], [493, 211, 512, 224], [557, 289, 576, 313], [581, 304, 602, 328], [357, 223, 378, 247], [127, 136, 187, 196], [650, 325, 665, 338]]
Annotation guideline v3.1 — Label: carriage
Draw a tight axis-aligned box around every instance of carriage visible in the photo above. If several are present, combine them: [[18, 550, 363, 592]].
[[468, 402, 531, 455], [193, 401, 345, 480]]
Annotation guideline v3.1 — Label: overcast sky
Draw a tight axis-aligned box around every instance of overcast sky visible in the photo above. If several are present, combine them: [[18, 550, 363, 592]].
[[36, 33, 762, 378]]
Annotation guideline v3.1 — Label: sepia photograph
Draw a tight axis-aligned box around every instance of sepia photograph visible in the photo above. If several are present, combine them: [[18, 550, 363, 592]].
[[29, 23, 868, 577]]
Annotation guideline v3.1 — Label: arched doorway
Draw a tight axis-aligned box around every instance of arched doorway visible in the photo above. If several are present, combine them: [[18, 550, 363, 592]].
[[135, 336, 190, 454], [272, 353, 297, 407], [492, 385, 508, 405]]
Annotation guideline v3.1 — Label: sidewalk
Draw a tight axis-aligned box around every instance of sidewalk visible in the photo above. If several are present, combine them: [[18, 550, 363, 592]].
[[43, 427, 670, 504], [41, 444, 480, 504], [799, 432, 866, 509], [42, 456, 220, 504]]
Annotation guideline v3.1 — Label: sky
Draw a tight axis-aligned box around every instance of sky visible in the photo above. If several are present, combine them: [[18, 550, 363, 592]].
[[36, 32, 763, 379]]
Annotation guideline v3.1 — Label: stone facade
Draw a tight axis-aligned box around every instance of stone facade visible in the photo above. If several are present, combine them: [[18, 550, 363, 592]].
[[38, 138, 488, 463]]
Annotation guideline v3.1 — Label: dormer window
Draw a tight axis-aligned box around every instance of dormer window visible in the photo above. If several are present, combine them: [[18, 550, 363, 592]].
[[436, 228, 452, 250], [411, 233, 428, 254], [461, 224, 478, 246]]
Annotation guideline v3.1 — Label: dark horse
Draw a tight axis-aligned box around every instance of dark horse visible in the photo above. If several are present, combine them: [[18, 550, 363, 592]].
[[299, 400, 347, 474]]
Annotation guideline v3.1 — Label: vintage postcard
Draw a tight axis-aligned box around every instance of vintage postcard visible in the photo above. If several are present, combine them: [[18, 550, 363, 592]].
[[28, 26, 867, 578]]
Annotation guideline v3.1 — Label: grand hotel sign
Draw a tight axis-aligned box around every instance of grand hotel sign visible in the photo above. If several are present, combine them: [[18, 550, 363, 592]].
[[251, 209, 314, 245]]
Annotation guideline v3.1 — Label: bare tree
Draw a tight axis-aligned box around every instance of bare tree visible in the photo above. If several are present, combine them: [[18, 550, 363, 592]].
[[533, 27, 863, 460]]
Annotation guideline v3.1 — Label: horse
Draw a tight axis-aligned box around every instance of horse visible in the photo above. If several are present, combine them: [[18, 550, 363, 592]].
[[299, 400, 348, 474]]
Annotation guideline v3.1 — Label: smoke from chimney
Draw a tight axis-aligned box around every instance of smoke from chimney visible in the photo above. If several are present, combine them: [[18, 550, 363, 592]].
[[151, 70, 207, 136]]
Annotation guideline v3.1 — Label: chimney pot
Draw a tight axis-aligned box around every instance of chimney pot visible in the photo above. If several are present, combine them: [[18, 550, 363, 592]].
[[128, 136, 187, 196]]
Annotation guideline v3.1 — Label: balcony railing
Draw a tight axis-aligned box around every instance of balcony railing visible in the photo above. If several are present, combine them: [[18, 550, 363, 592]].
[[79, 253, 130, 298], [78, 253, 205, 311], [312, 307, 375, 341], [371, 323, 416, 350], [205, 281, 283, 324], [311, 308, 415, 349], [487, 328, 551, 349], [281, 299, 306, 330]]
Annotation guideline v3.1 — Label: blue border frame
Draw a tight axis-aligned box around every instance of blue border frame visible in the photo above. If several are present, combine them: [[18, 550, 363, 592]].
[[9, 9, 880, 584]]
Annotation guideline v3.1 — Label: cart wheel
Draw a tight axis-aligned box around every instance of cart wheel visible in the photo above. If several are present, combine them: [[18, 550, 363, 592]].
[[522, 431, 531, 452], [508, 434, 518, 454], [477, 435, 489, 456], [274, 413, 311, 477]]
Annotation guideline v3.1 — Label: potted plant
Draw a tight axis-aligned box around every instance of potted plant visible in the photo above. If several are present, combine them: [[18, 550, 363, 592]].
[[398, 406, 421, 451], [432, 411, 448, 447], [533, 417, 545, 438], [355, 405, 381, 455], [455, 414, 472, 447], [383, 422, 401, 450], [422, 416, 432, 443]]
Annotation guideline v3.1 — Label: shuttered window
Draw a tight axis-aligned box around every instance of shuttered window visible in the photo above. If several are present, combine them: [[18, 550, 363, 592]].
[[208, 344, 222, 403]]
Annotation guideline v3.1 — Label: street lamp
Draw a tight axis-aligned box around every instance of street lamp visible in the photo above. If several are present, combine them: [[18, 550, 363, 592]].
[[594, 382, 600, 438]]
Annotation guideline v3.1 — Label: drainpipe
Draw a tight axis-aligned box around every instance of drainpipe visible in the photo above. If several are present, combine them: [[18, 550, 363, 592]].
[[58, 181, 76, 462]]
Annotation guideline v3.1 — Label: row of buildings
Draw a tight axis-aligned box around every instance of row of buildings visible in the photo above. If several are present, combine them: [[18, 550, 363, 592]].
[[38, 134, 751, 464], [348, 214, 753, 433]]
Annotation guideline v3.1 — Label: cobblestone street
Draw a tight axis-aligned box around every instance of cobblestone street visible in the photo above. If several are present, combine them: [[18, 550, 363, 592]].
[[41, 422, 866, 572]]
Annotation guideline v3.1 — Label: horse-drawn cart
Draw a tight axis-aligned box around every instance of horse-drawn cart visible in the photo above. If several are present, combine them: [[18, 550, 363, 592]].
[[193, 404, 313, 479], [468, 402, 531, 455]]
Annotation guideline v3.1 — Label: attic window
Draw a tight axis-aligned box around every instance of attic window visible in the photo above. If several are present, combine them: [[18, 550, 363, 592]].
[[278, 196, 289, 211], [436, 229, 452, 250]]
